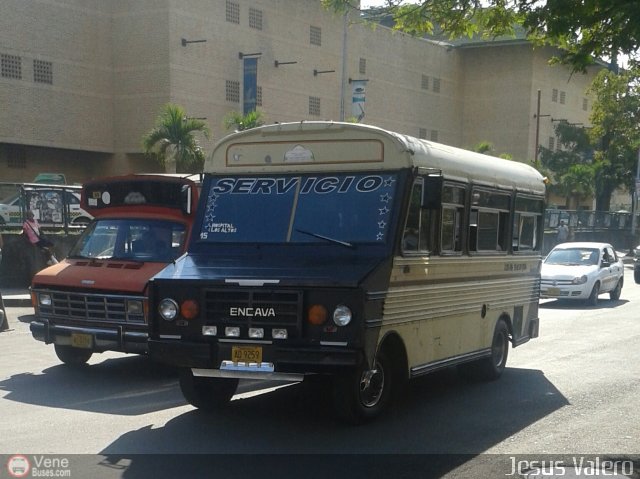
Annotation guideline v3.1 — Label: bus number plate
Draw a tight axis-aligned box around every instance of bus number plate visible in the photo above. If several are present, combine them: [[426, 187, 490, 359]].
[[231, 346, 262, 363], [70, 333, 93, 349]]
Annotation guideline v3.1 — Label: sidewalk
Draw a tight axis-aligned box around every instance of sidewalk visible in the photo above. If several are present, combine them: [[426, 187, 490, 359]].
[[1, 287, 33, 307]]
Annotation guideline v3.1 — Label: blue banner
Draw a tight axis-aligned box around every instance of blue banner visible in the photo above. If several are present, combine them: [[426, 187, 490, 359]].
[[243, 57, 258, 115]]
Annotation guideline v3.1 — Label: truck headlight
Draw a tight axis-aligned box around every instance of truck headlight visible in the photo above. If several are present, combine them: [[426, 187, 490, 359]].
[[39, 293, 52, 306], [333, 305, 352, 326], [158, 298, 179, 321]]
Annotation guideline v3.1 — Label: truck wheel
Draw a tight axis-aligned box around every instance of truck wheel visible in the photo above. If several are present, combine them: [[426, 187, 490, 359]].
[[331, 349, 393, 424], [54, 345, 92, 366], [179, 368, 238, 411]]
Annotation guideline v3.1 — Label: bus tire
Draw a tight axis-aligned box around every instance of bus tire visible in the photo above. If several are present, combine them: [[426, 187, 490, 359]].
[[178, 368, 238, 411], [331, 349, 393, 424], [54, 345, 92, 366], [476, 319, 510, 381]]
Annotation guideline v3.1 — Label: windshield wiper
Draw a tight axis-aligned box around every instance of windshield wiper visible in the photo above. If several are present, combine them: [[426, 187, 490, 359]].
[[295, 229, 354, 249]]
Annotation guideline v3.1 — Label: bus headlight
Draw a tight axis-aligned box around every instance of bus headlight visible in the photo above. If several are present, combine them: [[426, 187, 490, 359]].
[[158, 298, 179, 321], [333, 305, 352, 326]]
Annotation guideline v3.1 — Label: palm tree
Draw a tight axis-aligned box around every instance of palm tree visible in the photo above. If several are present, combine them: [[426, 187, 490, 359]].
[[223, 109, 265, 132], [142, 104, 210, 173]]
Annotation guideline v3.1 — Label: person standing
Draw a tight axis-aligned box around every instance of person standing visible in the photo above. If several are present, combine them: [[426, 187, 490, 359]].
[[556, 220, 569, 244]]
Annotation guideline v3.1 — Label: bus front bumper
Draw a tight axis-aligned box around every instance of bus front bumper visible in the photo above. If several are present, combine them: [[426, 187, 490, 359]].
[[148, 338, 360, 375]]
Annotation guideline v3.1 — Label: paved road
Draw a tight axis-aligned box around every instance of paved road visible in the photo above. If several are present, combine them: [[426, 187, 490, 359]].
[[1, 268, 639, 478]]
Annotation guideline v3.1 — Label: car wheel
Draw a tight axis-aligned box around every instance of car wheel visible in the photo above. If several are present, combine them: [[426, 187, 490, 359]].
[[634, 267, 640, 284], [54, 345, 92, 366], [610, 277, 623, 300], [331, 349, 394, 424], [178, 368, 238, 411], [587, 281, 600, 306]]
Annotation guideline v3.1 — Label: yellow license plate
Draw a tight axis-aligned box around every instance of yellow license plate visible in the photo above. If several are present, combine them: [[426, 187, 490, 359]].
[[70, 333, 93, 349], [231, 345, 262, 363], [547, 287, 561, 296]]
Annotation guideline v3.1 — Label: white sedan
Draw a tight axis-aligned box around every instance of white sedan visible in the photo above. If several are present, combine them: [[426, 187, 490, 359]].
[[540, 242, 624, 306]]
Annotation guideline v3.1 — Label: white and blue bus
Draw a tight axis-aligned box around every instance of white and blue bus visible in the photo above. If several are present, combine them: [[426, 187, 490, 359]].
[[148, 122, 546, 423]]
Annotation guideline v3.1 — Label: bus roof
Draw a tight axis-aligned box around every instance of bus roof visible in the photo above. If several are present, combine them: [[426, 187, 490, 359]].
[[206, 121, 545, 195]]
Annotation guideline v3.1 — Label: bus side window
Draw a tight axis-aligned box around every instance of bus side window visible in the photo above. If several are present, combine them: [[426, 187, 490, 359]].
[[441, 184, 465, 253], [402, 179, 434, 254]]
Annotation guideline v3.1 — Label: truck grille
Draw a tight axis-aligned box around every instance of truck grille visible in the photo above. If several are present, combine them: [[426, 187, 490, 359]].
[[203, 289, 302, 337], [35, 290, 145, 323]]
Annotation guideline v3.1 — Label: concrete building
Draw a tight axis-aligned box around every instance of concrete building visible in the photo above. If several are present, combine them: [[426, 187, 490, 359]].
[[0, 0, 603, 194]]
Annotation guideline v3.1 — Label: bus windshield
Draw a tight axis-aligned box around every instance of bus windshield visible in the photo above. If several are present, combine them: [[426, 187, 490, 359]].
[[198, 173, 399, 245], [69, 219, 187, 262]]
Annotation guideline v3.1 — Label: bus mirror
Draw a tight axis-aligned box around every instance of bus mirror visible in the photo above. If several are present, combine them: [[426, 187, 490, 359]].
[[422, 175, 443, 209], [181, 185, 192, 215]]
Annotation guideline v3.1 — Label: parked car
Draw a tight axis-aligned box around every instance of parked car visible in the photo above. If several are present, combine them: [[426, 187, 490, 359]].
[[0, 189, 92, 226], [540, 242, 624, 306]]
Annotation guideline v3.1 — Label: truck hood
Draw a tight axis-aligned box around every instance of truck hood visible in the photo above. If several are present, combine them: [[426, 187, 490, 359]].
[[152, 252, 385, 288], [32, 259, 169, 294]]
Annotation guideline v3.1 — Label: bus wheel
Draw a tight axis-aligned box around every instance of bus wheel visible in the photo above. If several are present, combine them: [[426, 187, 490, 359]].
[[331, 349, 393, 424], [476, 319, 509, 381], [54, 345, 92, 366], [178, 368, 238, 411]]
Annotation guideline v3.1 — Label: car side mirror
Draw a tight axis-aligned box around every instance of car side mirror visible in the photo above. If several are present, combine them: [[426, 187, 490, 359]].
[[601, 259, 610, 268]]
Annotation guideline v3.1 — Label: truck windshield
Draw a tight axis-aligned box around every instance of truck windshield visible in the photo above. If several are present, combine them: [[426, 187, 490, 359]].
[[198, 173, 398, 244], [69, 219, 187, 262]]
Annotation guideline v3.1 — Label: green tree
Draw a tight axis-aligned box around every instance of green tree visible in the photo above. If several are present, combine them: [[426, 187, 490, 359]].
[[538, 122, 596, 209], [322, 0, 640, 72], [142, 104, 210, 173], [223, 109, 265, 132], [588, 64, 640, 210]]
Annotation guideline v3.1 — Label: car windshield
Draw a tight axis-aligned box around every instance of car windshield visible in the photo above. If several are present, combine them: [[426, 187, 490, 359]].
[[545, 247, 600, 266], [198, 173, 398, 245], [69, 218, 187, 262]]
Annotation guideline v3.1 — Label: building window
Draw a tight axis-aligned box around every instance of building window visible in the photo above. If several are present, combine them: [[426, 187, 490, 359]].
[[310, 26, 322, 46], [33, 59, 53, 84], [1, 54, 22, 79], [226, 80, 240, 103], [309, 96, 321, 116], [6, 145, 26, 169], [249, 7, 263, 30], [552, 88, 558, 102], [430, 130, 439, 142], [421, 74, 429, 90], [549, 136, 555, 150], [226, 0, 240, 24], [418, 128, 427, 139], [256, 85, 262, 107], [359, 58, 366, 75], [559, 91, 566, 104], [432, 77, 441, 93], [583, 98, 588, 111]]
